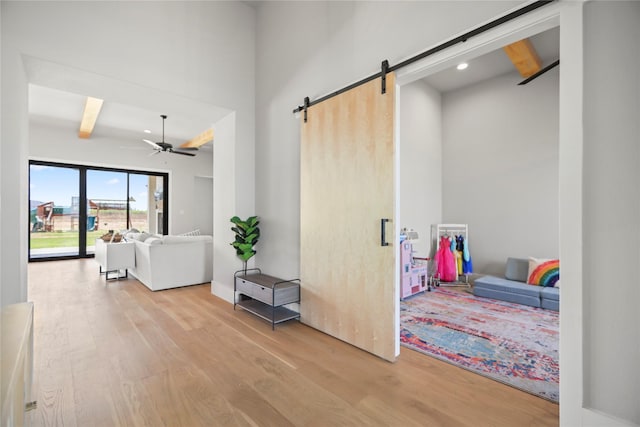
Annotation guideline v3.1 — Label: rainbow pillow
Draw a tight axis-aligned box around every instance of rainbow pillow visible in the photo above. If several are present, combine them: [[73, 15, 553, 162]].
[[527, 257, 559, 287]]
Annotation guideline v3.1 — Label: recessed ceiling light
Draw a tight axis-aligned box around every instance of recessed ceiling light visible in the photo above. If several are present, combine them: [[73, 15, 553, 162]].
[[144, 129, 151, 134], [457, 63, 468, 71]]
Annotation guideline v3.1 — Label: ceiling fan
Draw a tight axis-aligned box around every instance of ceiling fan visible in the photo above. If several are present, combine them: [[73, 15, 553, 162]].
[[143, 115, 196, 157]]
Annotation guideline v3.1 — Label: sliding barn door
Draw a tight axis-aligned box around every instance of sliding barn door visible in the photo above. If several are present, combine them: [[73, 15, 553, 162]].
[[300, 74, 396, 361]]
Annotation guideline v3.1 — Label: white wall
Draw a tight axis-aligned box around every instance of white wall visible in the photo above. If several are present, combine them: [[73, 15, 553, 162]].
[[0, 1, 256, 306], [1, 10, 29, 306], [193, 176, 214, 236], [212, 112, 240, 302], [0, 1, 3, 308], [442, 70, 559, 276], [254, 0, 520, 280], [399, 80, 442, 257], [29, 120, 213, 236], [583, 1, 640, 424]]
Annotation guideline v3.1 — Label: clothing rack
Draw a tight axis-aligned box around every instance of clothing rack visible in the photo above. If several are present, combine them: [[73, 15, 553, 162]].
[[431, 223, 470, 287]]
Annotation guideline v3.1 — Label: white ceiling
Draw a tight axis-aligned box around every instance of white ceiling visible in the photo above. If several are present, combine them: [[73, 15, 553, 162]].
[[29, 84, 224, 150], [421, 26, 559, 93]]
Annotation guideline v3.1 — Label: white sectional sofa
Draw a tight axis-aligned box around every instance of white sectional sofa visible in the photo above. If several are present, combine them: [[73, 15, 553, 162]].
[[125, 233, 213, 291]]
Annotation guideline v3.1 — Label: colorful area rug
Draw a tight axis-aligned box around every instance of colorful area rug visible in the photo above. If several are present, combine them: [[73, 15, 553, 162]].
[[400, 288, 559, 402]]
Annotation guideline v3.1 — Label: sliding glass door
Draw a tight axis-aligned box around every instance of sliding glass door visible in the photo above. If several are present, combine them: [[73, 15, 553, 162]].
[[86, 170, 128, 255], [29, 164, 81, 258], [29, 161, 168, 261], [129, 173, 165, 236]]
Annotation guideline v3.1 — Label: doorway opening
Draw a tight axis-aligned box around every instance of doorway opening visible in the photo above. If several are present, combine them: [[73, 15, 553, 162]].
[[394, 14, 560, 401]]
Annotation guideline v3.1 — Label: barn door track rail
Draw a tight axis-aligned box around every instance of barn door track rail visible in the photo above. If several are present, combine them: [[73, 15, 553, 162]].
[[293, 0, 556, 120]]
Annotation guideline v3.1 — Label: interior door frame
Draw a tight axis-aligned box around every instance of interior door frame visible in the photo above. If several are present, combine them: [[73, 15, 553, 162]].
[[393, 7, 561, 360], [393, 3, 612, 426]]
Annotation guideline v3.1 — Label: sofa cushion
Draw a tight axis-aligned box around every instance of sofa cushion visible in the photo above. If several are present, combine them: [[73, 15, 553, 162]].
[[541, 298, 559, 311], [126, 232, 151, 242], [144, 237, 163, 245], [540, 286, 560, 301], [179, 229, 201, 236], [504, 258, 529, 282], [474, 276, 541, 298], [474, 286, 541, 308]]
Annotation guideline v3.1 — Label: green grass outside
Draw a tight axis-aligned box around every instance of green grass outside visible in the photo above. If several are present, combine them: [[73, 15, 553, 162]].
[[30, 230, 105, 249]]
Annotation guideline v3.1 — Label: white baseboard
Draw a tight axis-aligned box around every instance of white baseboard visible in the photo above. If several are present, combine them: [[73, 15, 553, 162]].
[[582, 408, 639, 427], [211, 280, 234, 304]]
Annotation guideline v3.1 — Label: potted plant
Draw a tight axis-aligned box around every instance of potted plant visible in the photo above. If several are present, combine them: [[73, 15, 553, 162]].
[[230, 215, 260, 273]]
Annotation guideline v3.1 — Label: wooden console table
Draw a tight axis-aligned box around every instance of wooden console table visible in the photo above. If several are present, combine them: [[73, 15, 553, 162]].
[[1, 302, 36, 425], [234, 268, 300, 330]]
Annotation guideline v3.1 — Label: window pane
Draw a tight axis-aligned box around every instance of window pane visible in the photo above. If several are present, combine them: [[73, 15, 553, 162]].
[[129, 174, 161, 234], [86, 170, 128, 254], [29, 165, 80, 258], [151, 175, 164, 235]]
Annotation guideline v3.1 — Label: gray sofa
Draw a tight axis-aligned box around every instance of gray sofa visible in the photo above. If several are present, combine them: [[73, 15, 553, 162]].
[[473, 257, 559, 311]]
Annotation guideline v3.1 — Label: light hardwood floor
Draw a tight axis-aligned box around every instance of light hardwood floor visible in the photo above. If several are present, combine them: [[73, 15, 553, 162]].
[[27, 259, 558, 426]]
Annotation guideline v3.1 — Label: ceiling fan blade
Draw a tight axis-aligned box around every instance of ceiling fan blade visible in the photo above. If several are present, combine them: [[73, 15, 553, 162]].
[[148, 150, 161, 157], [170, 149, 196, 157], [145, 115, 195, 157], [143, 139, 162, 150]]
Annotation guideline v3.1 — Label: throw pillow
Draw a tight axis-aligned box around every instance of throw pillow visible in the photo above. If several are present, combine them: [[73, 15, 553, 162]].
[[180, 229, 201, 237], [527, 257, 560, 287], [120, 228, 140, 241], [100, 232, 122, 243], [122, 232, 133, 241], [126, 232, 151, 242]]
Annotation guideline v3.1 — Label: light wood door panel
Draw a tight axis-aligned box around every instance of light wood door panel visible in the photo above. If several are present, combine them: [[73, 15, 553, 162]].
[[300, 74, 396, 361]]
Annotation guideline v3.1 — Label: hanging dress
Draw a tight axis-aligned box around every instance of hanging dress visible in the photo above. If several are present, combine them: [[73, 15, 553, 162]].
[[462, 236, 473, 274], [455, 235, 464, 275], [435, 235, 457, 282]]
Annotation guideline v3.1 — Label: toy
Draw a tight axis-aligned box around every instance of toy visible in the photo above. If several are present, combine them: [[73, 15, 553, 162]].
[[400, 229, 431, 299]]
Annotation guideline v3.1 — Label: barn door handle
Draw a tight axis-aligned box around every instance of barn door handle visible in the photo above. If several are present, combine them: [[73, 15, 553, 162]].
[[381, 218, 390, 246]]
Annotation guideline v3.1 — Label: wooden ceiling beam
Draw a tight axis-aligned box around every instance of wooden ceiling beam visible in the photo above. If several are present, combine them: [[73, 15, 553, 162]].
[[503, 38, 542, 78], [180, 128, 214, 149], [78, 96, 104, 139]]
